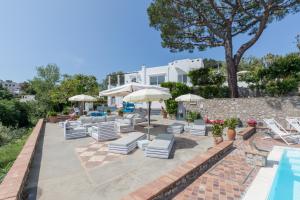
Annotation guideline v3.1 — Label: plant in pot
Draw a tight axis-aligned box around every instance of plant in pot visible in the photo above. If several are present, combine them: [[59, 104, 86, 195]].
[[47, 111, 58, 123], [247, 119, 257, 127], [212, 123, 224, 145], [224, 118, 238, 140], [118, 109, 124, 117], [106, 109, 111, 116]]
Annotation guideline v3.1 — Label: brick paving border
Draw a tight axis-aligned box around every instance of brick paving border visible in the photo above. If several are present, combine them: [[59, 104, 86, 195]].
[[0, 119, 45, 200], [122, 141, 233, 200]]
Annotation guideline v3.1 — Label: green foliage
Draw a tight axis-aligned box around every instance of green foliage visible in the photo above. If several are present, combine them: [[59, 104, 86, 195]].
[[188, 68, 225, 86], [203, 58, 223, 69], [47, 111, 57, 117], [0, 131, 30, 182], [101, 71, 124, 89], [212, 124, 224, 137], [0, 100, 30, 128], [194, 85, 230, 99], [186, 111, 202, 122], [160, 82, 191, 115], [0, 85, 13, 100], [50, 74, 99, 106], [30, 64, 61, 114], [241, 53, 300, 96], [0, 124, 29, 146], [224, 118, 238, 130]]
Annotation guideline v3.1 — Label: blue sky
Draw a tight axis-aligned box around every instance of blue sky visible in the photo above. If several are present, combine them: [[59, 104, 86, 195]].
[[0, 0, 299, 82]]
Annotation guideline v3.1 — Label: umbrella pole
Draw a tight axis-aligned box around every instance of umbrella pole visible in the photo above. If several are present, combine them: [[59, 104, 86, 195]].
[[147, 101, 151, 140]]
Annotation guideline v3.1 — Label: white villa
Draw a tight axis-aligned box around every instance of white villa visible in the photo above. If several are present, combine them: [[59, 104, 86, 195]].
[[106, 58, 204, 107]]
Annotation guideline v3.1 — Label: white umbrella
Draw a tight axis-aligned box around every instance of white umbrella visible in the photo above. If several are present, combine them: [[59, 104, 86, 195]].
[[175, 93, 204, 102], [123, 89, 171, 139], [68, 94, 97, 115], [68, 94, 97, 102], [99, 82, 169, 97]]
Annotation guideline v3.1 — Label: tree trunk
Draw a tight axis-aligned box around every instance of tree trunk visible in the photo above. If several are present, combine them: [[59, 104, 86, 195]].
[[224, 39, 239, 98]]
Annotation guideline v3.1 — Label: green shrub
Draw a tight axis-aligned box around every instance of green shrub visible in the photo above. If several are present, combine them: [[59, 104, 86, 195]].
[[47, 111, 57, 117], [0, 100, 30, 127], [265, 77, 298, 96], [224, 118, 238, 129], [194, 85, 230, 99], [0, 124, 29, 146], [161, 82, 192, 115], [212, 124, 224, 137], [186, 111, 202, 122]]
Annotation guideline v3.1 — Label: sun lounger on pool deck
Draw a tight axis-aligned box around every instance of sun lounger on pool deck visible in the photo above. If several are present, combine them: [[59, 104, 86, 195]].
[[108, 132, 146, 154], [145, 134, 175, 159], [167, 123, 184, 134]]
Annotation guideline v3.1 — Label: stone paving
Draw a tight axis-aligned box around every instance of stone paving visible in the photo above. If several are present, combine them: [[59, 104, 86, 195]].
[[174, 129, 300, 200], [76, 141, 125, 169]]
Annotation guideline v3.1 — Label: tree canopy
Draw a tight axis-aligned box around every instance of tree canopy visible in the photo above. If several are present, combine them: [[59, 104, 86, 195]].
[[148, 0, 300, 97]]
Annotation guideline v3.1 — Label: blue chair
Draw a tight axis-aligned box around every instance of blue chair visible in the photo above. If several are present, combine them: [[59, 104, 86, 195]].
[[123, 102, 135, 113]]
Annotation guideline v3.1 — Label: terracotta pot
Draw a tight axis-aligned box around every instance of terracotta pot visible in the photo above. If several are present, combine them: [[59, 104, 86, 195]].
[[48, 116, 57, 123], [227, 128, 236, 140], [214, 136, 223, 145]]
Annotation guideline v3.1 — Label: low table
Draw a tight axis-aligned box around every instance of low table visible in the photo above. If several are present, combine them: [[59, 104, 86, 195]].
[[137, 139, 150, 150]]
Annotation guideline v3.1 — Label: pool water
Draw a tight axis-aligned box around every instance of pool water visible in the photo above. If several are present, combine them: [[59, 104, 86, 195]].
[[268, 149, 300, 200]]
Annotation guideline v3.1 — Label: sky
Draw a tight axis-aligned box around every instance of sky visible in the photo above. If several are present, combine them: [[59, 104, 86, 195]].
[[0, 0, 299, 82]]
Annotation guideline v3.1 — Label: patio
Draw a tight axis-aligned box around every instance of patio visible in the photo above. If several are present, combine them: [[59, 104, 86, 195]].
[[23, 117, 213, 200]]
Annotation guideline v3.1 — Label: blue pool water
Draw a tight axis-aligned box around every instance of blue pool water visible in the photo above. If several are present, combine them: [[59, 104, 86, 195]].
[[268, 149, 300, 200]]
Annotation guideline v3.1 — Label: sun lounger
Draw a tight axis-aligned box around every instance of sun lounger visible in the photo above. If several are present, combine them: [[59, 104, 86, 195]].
[[145, 134, 175, 159], [108, 132, 146, 154], [89, 121, 118, 141], [264, 118, 300, 145], [64, 121, 87, 140], [286, 117, 300, 133], [115, 118, 135, 133], [190, 119, 206, 136], [167, 123, 184, 134]]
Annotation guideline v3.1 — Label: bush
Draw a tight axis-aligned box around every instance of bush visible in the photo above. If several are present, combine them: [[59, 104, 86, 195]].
[[161, 82, 192, 115], [265, 77, 298, 96], [194, 85, 230, 98], [47, 111, 57, 117], [0, 124, 29, 146], [0, 100, 30, 127]]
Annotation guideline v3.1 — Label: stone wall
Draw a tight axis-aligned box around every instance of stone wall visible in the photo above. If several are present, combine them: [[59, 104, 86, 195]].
[[186, 96, 300, 125]]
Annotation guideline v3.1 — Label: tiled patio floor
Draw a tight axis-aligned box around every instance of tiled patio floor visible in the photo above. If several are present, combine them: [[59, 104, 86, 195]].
[[174, 130, 300, 200]]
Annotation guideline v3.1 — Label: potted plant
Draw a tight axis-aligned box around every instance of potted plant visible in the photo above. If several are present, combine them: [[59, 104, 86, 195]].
[[212, 123, 224, 145], [47, 111, 58, 123], [224, 118, 238, 140], [118, 109, 124, 117], [107, 109, 111, 116]]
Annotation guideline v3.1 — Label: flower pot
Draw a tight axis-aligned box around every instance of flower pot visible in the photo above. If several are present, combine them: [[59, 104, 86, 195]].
[[48, 116, 58, 123], [227, 128, 236, 140], [214, 136, 223, 145]]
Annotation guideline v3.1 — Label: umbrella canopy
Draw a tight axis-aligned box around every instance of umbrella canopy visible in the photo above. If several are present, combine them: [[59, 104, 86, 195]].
[[123, 89, 171, 140], [123, 88, 171, 103], [175, 93, 204, 102], [99, 82, 169, 97], [68, 94, 97, 102]]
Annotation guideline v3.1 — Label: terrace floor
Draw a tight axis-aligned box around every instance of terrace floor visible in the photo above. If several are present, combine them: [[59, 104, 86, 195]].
[[23, 118, 214, 200]]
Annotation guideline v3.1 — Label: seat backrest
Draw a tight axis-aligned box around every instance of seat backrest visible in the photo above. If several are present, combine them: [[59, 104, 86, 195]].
[[194, 119, 205, 125], [264, 119, 287, 136], [286, 118, 300, 132]]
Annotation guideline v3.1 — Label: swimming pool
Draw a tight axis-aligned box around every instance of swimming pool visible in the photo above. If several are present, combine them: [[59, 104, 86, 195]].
[[268, 149, 300, 200]]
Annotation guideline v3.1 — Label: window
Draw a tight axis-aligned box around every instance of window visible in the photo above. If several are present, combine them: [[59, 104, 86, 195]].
[[150, 75, 165, 85], [178, 74, 188, 83]]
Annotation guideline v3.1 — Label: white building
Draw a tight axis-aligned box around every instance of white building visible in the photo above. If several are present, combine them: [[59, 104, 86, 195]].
[[0, 80, 21, 95], [20, 95, 36, 102], [107, 58, 204, 107]]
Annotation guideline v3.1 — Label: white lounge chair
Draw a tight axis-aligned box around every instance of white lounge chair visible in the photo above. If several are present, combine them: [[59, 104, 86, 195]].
[[145, 134, 175, 159], [115, 118, 135, 133], [64, 121, 87, 140], [264, 118, 300, 145], [108, 132, 146, 154], [167, 123, 184, 134], [88, 121, 118, 141], [286, 117, 300, 133], [189, 119, 206, 136]]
